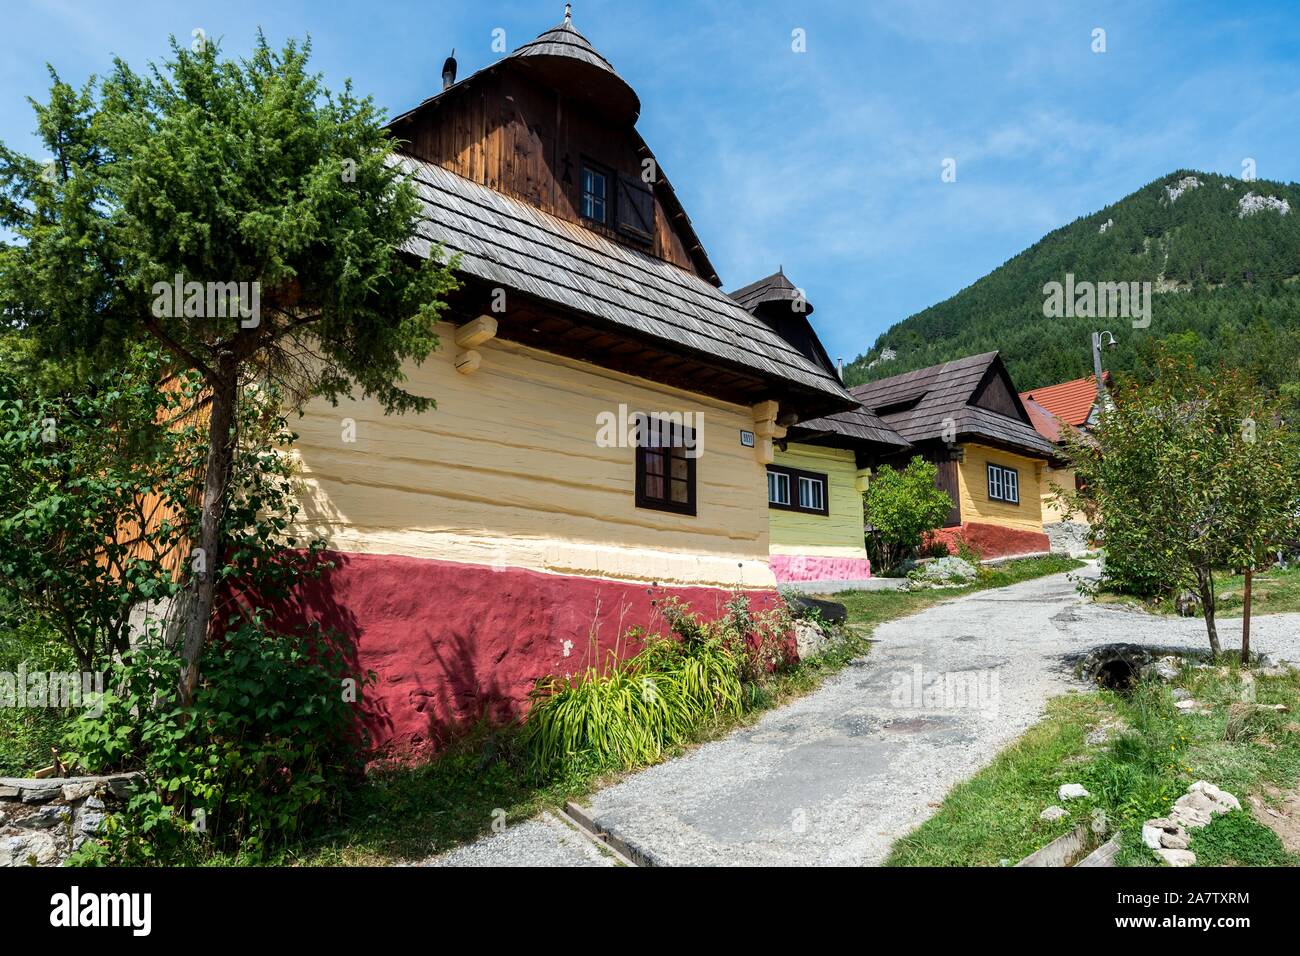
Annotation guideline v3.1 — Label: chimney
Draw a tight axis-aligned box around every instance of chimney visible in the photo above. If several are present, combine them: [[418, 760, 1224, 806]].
[[441, 50, 457, 90]]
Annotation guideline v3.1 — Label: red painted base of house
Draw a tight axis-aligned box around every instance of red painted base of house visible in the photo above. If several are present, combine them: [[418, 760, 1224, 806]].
[[265, 551, 781, 761], [927, 522, 1051, 560]]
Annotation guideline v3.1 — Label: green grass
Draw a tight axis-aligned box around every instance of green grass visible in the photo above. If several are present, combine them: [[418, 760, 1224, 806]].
[[285, 553, 1083, 866], [1189, 810, 1292, 866], [0, 613, 75, 777], [887, 663, 1300, 867], [1096, 565, 1300, 618]]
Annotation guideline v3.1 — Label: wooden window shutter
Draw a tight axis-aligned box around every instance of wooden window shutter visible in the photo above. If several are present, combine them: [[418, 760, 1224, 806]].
[[616, 174, 655, 241]]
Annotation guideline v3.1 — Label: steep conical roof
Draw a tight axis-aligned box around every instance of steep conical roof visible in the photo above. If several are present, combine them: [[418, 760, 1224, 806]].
[[511, 12, 618, 74], [507, 9, 640, 122], [728, 269, 815, 317]]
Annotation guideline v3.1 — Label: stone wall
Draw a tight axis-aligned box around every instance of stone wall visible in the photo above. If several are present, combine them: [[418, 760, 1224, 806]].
[[0, 773, 142, 866]]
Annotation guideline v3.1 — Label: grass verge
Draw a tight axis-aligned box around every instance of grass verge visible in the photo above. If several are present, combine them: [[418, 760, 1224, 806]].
[[1095, 565, 1300, 617], [887, 662, 1300, 867]]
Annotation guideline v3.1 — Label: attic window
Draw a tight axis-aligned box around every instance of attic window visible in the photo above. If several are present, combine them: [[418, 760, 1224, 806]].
[[581, 162, 610, 225]]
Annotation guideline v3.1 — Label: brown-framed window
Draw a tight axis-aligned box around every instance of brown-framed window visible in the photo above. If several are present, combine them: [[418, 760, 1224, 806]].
[[766, 464, 829, 516], [580, 161, 611, 225], [987, 463, 1020, 504], [635, 416, 696, 516]]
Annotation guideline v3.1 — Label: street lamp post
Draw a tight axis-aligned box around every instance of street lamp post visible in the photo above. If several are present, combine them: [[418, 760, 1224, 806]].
[[1091, 330, 1117, 397]]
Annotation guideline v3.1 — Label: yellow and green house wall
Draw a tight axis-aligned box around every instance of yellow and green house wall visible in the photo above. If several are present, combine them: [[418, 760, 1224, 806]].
[[767, 441, 875, 586]]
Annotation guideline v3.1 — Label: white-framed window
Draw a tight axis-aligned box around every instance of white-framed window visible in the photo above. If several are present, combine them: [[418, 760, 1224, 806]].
[[768, 470, 791, 506], [798, 475, 825, 512], [766, 465, 828, 515], [581, 164, 609, 224], [987, 463, 1019, 504]]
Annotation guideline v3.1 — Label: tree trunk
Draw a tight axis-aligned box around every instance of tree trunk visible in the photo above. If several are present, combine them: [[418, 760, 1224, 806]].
[[1196, 566, 1222, 658], [1241, 567, 1252, 666], [178, 358, 238, 704]]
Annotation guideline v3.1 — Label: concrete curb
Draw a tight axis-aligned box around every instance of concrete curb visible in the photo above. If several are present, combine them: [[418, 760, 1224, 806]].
[[564, 801, 662, 867]]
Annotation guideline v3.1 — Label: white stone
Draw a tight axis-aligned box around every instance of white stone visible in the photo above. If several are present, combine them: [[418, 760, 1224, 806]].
[[1142, 823, 1163, 849], [1058, 783, 1090, 801], [0, 831, 59, 867], [1155, 847, 1196, 867], [1040, 806, 1069, 822], [1188, 780, 1241, 812], [794, 620, 829, 660], [61, 781, 95, 802]]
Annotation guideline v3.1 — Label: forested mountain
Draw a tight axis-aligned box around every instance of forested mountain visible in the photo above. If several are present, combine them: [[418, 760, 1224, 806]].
[[843, 170, 1300, 398]]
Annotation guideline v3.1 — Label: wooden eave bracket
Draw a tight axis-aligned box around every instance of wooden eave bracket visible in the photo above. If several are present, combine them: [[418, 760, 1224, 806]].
[[751, 400, 786, 465], [454, 314, 498, 375]]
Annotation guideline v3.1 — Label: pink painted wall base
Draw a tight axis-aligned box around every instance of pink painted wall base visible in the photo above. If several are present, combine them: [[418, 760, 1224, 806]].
[[769, 554, 873, 583], [265, 551, 782, 761]]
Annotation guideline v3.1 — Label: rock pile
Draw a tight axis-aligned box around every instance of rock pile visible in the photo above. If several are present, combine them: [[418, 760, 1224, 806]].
[[0, 773, 142, 867], [1142, 780, 1241, 866]]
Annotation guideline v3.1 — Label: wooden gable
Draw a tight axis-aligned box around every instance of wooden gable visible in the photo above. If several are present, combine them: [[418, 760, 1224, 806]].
[[389, 62, 711, 280]]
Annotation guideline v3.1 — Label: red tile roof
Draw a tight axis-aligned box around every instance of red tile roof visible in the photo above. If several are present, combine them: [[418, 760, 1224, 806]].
[[1022, 397, 1063, 443], [1019, 373, 1108, 436]]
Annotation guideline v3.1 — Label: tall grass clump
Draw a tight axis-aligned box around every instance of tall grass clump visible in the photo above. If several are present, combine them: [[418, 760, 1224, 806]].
[[523, 593, 793, 775]]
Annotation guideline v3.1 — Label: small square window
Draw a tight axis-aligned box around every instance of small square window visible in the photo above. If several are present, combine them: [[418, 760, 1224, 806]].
[[987, 463, 1020, 504]]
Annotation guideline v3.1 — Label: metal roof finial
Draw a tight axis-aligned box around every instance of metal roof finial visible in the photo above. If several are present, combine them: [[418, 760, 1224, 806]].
[[564, 3, 572, 23]]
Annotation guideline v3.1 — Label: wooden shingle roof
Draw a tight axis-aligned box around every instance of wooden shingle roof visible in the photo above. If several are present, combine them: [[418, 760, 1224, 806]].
[[728, 270, 814, 316], [789, 405, 912, 450], [395, 154, 857, 407], [851, 352, 1056, 458]]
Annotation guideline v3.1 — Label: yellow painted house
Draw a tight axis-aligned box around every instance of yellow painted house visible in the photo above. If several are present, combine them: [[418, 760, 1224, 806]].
[[277, 13, 859, 757], [851, 352, 1061, 560], [726, 271, 911, 587]]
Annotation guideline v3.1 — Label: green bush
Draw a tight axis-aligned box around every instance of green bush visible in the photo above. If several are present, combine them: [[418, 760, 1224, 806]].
[[63, 614, 368, 863], [864, 457, 956, 574]]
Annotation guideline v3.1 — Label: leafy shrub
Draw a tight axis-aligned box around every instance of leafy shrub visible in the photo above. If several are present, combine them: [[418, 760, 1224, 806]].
[[63, 613, 368, 863], [523, 593, 793, 775], [864, 458, 956, 573]]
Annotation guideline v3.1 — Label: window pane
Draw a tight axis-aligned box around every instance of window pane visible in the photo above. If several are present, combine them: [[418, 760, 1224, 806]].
[[644, 450, 664, 476], [671, 456, 689, 480], [1006, 470, 1018, 503], [768, 472, 790, 505], [644, 474, 664, 499], [582, 167, 607, 223], [670, 479, 689, 503], [798, 476, 824, 510]]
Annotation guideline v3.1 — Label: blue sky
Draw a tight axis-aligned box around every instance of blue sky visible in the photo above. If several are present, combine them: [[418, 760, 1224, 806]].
[[4, 0, 1299, 362]]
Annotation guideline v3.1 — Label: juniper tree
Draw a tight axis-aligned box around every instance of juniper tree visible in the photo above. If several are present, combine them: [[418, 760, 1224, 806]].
[[0, 34, 457, 701]]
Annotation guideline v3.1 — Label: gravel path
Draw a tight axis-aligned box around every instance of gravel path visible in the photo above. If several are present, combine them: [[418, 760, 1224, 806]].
[[429, 564, 1300, 866]]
